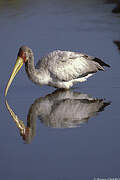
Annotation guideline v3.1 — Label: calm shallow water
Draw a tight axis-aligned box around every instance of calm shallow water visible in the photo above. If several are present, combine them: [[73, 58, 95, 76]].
[[0, 0, 120, 179]]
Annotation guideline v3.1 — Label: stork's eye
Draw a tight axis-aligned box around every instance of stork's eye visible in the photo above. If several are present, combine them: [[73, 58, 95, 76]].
[[22, 52, 27, 63], [18, 49, 27, 63]]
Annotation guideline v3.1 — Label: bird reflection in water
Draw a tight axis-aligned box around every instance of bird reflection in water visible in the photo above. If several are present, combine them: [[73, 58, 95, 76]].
[[5, 90, 110, 143]]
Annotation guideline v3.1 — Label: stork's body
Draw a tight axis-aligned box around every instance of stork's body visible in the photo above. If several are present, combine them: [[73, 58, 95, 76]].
[[25, 48, 110, 89], [5, 46, 110, 96]]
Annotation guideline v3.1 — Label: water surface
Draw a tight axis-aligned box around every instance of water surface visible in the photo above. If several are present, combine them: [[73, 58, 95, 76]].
[[0, 0, 120, 179]]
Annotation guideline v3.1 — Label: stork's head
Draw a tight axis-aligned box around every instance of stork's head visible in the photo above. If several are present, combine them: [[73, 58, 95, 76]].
[[5, 46, 32, 96], [17, 46, 32, 63]]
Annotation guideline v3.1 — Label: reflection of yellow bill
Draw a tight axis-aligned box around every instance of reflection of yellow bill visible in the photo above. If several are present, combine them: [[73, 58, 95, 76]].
[[5, 57, 24, 96], [5, 100, 25, 134]]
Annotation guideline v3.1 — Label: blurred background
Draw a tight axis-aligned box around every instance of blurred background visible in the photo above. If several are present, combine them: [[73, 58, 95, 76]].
[[0, 0, 120, 179]]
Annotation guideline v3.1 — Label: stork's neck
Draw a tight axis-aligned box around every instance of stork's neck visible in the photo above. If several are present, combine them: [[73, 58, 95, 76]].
[[25, 52, 41, 84]]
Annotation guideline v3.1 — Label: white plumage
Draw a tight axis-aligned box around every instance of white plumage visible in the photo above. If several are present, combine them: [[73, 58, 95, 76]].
[[27, 48, 110, 89]]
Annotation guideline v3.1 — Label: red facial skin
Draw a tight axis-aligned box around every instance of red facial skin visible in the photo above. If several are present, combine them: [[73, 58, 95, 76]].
[[18, 49, 27, 63]]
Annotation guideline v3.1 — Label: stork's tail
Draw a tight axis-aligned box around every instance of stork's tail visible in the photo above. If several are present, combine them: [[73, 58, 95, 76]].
[[93, 57, 110, 71]]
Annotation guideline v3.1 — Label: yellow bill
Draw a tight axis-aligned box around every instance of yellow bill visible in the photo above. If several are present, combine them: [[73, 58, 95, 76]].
[[5, 57, 24, 96]]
